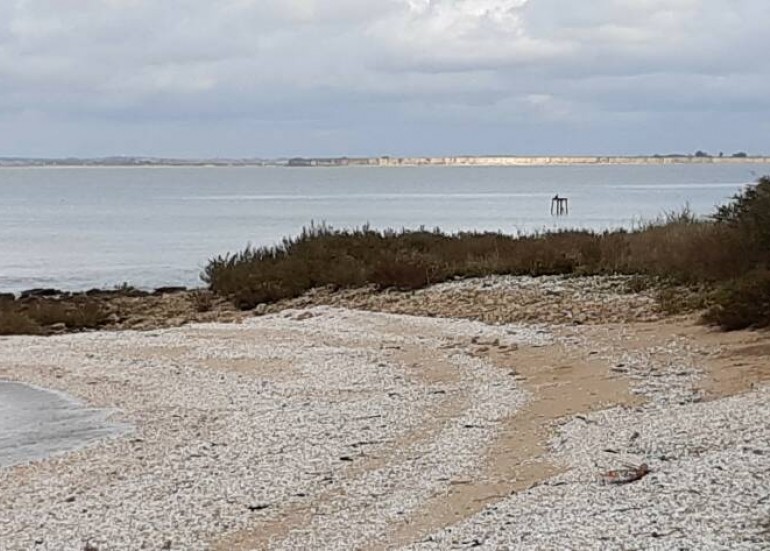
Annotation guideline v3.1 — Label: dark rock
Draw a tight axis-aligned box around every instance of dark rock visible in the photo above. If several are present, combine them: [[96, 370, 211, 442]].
[[153, 286, 187, 296], [247, 503, 270, 511], [20, 288, 61, 299], [85, 289, 107, 297], [86, 287, 149, 298]]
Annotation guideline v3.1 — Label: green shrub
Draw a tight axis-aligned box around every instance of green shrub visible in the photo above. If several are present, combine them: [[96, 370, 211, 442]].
[[714, 176, 770, 263], [703, 270, 770, 330]]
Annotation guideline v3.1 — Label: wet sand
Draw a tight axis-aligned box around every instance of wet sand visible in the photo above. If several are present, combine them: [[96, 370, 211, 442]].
[[0, 381, 128, 468]]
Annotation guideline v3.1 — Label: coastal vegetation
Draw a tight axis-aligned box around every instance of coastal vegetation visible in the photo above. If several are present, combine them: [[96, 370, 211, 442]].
[[0, 295, 110, 335], [2, 178, 767, 335], [205, 177, 770, 330], [0, 288, 234, 336]]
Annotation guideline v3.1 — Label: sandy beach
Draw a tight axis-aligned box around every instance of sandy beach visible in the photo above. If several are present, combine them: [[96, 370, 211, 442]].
[[5, 1, 770, 548], [0, 276, 768, 550]]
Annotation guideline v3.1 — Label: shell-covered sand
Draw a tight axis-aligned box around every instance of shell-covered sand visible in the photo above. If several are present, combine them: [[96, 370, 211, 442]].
[[0, 276, 767, 550]]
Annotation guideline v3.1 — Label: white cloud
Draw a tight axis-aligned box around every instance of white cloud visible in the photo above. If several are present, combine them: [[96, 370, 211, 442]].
[[368, 0, 574, 70], [0, 0, 768, 155]]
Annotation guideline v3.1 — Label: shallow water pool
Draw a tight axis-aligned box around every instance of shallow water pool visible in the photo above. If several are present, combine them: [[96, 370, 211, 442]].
[[0, 381, 129, 468]]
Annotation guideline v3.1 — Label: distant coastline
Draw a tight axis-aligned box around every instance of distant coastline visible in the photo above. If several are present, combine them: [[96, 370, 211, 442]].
[[283, 155, 770, 168], [2, 154, 770, 168]]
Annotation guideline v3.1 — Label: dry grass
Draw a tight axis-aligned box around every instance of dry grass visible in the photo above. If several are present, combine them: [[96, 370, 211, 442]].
[[204, 178, 770, 330], [619, 219, 747, 282], [0, 297, 111, 335], [190, 290, 215, 313], [0, 309, 43, 335], [202, 226, 595, 309], [203, 219, 733, 310]]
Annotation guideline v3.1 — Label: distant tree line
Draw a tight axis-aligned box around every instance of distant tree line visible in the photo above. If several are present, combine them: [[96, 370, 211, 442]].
[[653, 151, 750, 158]]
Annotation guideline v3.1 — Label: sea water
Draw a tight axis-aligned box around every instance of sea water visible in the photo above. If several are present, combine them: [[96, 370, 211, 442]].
[[0, 164, 765, 292], [0, 381, 129, 468]]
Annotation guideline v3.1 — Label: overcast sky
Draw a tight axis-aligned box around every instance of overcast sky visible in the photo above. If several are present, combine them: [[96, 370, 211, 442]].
[[1, 0, 769, 158]]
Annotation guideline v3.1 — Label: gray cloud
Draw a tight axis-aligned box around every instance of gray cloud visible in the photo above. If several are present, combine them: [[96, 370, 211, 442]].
[[0, 0, 768, 156]]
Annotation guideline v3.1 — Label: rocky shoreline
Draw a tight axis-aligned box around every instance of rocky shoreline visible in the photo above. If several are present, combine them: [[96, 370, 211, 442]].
[[2, 275, 693, 335], [0, 286, 244, 334]]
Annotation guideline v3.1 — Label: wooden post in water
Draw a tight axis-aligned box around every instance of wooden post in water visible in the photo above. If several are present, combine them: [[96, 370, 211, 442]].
[[550, 195, 569, 216]]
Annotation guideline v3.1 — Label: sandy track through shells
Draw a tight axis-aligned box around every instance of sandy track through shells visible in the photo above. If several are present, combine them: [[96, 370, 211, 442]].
[[0, 307, 539, 549], [1, 293, 767, 550]]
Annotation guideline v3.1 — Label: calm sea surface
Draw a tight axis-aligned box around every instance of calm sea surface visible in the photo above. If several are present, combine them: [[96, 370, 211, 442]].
[[0, 164, 766, 292]]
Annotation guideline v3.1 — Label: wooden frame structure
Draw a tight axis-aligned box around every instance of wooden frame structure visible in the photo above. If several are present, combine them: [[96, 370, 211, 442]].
[[550, 195, 569, 216]]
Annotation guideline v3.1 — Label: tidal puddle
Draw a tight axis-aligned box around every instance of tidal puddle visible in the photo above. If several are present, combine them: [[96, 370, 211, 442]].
[[0, 381, 129, 468]]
